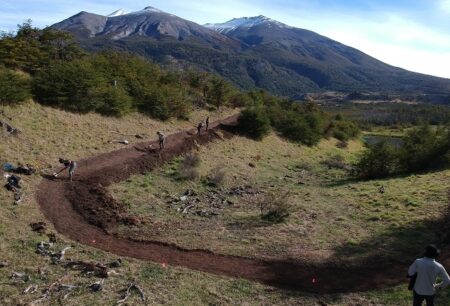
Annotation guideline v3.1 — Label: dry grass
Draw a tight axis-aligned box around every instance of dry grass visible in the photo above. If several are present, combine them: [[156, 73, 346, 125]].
[[1, 101, 449, 305], [110, 132, 450, 265]]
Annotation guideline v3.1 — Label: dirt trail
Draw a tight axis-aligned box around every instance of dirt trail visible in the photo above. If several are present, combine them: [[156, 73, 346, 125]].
[[36, 115, 449, 293]]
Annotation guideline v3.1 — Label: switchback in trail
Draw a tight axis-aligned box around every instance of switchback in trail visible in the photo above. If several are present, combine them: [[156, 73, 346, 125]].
[[36, 115, 450, 294]]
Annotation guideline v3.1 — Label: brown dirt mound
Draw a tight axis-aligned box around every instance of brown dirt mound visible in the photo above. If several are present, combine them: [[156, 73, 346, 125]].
[[36, 115, 450, 293]]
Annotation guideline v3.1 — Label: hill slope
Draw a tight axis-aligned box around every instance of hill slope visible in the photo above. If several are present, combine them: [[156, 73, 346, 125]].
[[52, 7, 450, 98]]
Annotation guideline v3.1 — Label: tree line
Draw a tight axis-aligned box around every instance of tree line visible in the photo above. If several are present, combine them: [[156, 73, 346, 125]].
[[0, 22, 239, 119], [0, 21, 360, 146]]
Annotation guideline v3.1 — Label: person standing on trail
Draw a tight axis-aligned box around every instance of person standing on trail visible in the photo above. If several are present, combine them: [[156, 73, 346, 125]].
[[197, 121, 204, 135], [205, 117, 210, 131], [157, 131, 166, 150], [53, 158, 77, 181], [408, 244, 450, 306]]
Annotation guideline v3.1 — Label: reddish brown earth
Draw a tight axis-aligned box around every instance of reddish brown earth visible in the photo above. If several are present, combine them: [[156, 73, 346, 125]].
[[36, 115, 450, 293]]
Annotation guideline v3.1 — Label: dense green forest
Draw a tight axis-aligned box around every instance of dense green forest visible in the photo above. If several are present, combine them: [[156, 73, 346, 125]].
[[0, 22, 360, 146]]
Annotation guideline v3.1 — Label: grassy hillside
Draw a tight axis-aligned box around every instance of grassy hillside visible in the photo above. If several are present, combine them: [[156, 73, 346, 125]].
[[109, 131, 449, 264], [0, 101, 449, 305]]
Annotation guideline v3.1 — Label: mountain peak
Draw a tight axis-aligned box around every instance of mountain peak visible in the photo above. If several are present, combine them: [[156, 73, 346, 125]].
[[205, 15, 290, 34], [107, 9, 127, 17]]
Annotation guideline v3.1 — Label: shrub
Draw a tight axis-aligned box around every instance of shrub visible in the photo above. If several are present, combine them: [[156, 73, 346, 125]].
[[398, 125, 449, 172], [177, 153, 201, 181], [237, 108, 271, 140], [207, 166, 226, 187], [355, 141, 400, 179], [0, 67, 31, 104], [321, 155, 349, 170], [97, 86, 133, 117], [273, 112, 324, 146], [256, 191, 291, 223]]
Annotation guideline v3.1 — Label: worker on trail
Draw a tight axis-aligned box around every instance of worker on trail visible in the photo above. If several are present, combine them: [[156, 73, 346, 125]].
[[197, 121, 204, 135], [4, 174, 21, 191], [205, 117, 210, 131], [157, 131, 166, 150], [408, 244, 450, 306], [53, 158, 77, 181]]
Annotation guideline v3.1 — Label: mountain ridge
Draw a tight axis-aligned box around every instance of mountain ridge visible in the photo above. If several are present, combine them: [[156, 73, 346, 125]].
[[51, 6, 450, 100]]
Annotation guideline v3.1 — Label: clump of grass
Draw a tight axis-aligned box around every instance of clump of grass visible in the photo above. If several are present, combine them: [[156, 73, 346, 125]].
[[178, 153, 201, 180], [206, 166, 226, 187], [254, 191, 291, 223], [336, 140, 348, 149], [321, 155, 349, 170]]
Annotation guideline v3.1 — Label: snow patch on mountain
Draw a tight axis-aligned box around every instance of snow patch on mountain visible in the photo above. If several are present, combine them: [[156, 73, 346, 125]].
[[107, 9, 127, 17], [205, 15, 291, 33], [127, 6, 165, 15]]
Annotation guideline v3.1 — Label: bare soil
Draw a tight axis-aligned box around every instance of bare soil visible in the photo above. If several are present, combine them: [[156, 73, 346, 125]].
[[36, 115, 450, 293]]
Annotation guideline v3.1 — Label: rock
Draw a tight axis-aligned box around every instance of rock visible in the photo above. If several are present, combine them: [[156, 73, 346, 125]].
[[109, 258, 122, 268], [180, 196, 188, 201], [249, 163, 256, 168], [29, 222, 47, 234], [0, 261, 8, 268]]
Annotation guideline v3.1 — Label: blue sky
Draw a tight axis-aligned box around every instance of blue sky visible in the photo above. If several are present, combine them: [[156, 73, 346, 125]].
[[1, 0, 450, 78]]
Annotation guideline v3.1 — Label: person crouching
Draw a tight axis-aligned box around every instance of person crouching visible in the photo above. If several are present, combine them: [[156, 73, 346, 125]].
[[53, 158, 77, 181]]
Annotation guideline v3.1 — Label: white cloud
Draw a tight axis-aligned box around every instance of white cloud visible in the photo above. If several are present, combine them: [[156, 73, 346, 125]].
[[277, 11, 450, 78], [439, 0, 450, 13]]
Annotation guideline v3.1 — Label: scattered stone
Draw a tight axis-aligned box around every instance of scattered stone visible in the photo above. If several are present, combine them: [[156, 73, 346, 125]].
[[0, 261, 8, 268], [89, 279, 104, 292], [10, 271, 30, 283], [23, 284, 38, 294], [249, 162, 256, 168], [66, 261, 109, 278], [184, 189, 196, 196]]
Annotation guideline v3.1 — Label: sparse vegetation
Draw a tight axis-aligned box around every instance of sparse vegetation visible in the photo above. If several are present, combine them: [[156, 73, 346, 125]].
[[177, 153, 201, 181], [256, 191, 291, 223], [206, 166, 226, 187]]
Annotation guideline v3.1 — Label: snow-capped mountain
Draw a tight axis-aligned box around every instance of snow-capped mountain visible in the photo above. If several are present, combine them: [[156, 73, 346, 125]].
[[51, 6, 450, 97], [52, 6, 239, 46], [107, 9, 127, 17], [205, 15, 291, 34]]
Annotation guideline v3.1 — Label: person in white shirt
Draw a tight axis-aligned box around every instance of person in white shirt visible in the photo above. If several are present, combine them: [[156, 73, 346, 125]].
[[408, 244, 450, 306]]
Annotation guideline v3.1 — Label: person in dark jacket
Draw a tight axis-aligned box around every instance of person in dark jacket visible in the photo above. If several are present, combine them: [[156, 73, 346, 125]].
[[197, 122, 204, 135]]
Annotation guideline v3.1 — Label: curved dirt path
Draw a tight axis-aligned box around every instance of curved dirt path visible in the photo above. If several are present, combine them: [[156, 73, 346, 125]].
[[36, 115, 450, 294]]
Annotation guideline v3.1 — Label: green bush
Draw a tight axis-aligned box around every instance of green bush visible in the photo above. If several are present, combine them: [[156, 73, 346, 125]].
[[399, 125, 449, 172], [355, 125, 450, 179], [32, 59, 106, 113], [330, 120, 360, 141], [97, 86, 133, 117], [273, 112, 324, 146], [237, 108, 271, 140], [0, 67, 31, 104], [356, 141, 400, 179]]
